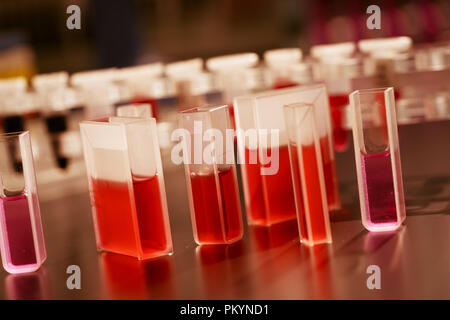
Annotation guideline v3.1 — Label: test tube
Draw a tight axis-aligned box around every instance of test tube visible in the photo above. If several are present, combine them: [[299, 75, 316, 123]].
[[284, 103, 332, 246], [263, 48, 302, 89], [80, 117, 173, 259], [234, 85, 340, 226], [178, 106, 243, 245], [0, 131, 47, 274], [349, 87, 406, 232]]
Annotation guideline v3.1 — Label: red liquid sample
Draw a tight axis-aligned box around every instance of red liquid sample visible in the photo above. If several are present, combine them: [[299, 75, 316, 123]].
[[91, 176, 170, 259], [0, 194, 37, 266], [131, 96, 159, 120], [189, 167, 243, 244], [329, 94, 349, 152], [227, 103, 236, 131], [289, 143, 329, 244], [361, 150, 398, 224], [242, 145, 297, 226], [319, 136, 341, 211]]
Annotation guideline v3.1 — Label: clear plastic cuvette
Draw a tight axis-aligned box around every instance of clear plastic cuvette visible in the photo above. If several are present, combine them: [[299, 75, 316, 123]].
[[178, 106, 243, 245], [80, 117, 173, 259], [349, 87, 406, 232], [284, 103, 332, 246], [234, 84, 340, 226], [0, 131, 47, 274]]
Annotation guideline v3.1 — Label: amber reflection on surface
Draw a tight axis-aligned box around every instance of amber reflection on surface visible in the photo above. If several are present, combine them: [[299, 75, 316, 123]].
[[100, 252, 175, 300]]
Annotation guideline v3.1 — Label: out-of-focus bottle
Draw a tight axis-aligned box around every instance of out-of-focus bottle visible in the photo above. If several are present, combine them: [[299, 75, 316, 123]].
[[263, 48, 303, 89], [206, 53, 263, 129], [165, 59, 213, 112], [71, 68, 121, 120], [116, 63, 165, 119], [311, 42, 362, 151], [0, 77, 34, 172], [358, 37, 412, 95], [32, 72, 80, 170]]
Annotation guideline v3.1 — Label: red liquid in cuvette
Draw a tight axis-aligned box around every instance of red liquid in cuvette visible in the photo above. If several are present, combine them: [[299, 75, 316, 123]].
[[242, 145, 297, 226], [329, 94, 349, 152], [0, 194, 37, 267], [91, 176, 170, 259], [289, 143, 329, 244], [361, 150, 398, 225], [131, 96, 159, 120], [319, 136, 341, 211], [189, 167, 243, 244]]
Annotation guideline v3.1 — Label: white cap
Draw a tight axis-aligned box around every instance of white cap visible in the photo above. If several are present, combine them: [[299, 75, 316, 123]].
[[117, 63, 164, 81], [358, 36, 412, 55], [264, 48, 302, 67], [165, 58, 203, 79], [71, 68, 117, 87], [32, 71, 69, 91], [206, 53, 259, 72], [0, 76, 27, 94], [311, 42, 356, 60]]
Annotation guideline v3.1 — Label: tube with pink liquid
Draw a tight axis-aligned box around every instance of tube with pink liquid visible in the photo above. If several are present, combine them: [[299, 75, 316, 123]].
[[350, 87, 406, 232], [0, 131, 47, 274]]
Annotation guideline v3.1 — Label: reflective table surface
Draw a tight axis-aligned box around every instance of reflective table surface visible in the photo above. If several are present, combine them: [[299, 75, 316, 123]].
[[0, 120, 449, 300]]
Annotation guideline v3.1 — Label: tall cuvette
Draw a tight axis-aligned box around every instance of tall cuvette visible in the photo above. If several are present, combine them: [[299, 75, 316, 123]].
[[0, 131, 47, 274], [178, 106, 243, 245], [80, 117, 173, 259], [284, 103, 332, 246], [349, 87, 406, 232]]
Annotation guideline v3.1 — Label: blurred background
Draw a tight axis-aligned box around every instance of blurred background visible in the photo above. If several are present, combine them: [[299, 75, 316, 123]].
[[1, 0, 449, 77]]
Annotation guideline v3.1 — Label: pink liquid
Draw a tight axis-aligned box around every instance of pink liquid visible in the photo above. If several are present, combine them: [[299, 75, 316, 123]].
[[0, 194, 37, 268], [361, 150, 398, 225], [242, 145, 297, 226], [189, 167, 243, 244]]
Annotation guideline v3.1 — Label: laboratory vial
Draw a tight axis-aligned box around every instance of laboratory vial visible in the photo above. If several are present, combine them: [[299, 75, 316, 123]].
[[178, 106, 243, 245], [80, 117, 173, 259], [349, 87, 406, 232]]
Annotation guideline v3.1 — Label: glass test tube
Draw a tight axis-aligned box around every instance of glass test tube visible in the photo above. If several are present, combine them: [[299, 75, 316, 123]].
[[80, 117, 173, 259], [178, 106, 243, 245], [349, 87, 406, 232], [0, 131, 47, 274], [284, 103, 332, 246], [234, 85, 341, 226]]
